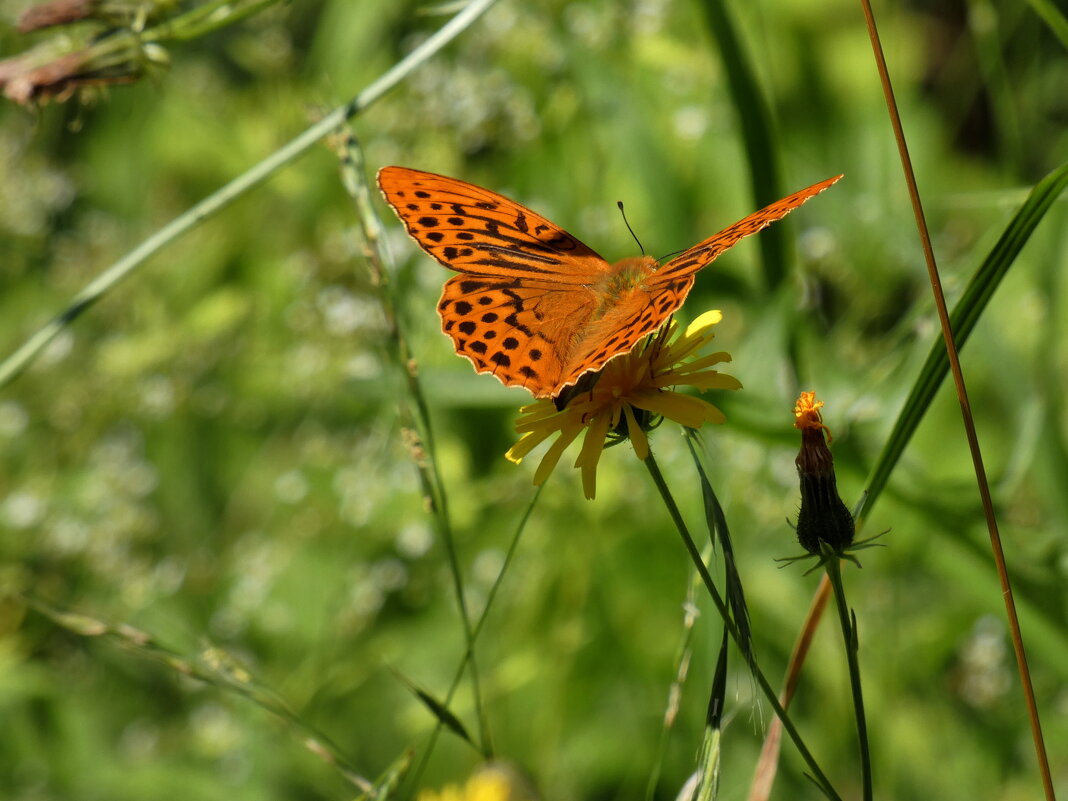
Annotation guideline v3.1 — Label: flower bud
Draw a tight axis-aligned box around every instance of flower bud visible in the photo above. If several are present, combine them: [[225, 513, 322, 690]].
[[793, 392, 854, 553]]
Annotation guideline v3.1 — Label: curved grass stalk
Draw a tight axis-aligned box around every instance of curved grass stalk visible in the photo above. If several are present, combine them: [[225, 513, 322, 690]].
[[859, 160, 1068, 517], [0, 0, 503, 390], [338, 131, 491, 756], [25, 596, 374, 791], [859, 1, 1056, 796]]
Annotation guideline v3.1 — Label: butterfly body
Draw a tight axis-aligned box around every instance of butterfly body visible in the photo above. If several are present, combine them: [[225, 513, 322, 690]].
[[595, 256, 659, 308], [378, 166, 841, 399]]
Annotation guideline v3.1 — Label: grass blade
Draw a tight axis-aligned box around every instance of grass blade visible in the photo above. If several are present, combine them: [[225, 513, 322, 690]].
[[685, 430, 752, 661], [1025, 0, 1068, 50], [390, 668, 476, 749], [859, 161, 1068, 520], [696, 0, 787, 289]]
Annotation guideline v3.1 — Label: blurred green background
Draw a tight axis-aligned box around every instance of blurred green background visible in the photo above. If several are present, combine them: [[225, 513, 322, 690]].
[[1, 0, 1066, 799]]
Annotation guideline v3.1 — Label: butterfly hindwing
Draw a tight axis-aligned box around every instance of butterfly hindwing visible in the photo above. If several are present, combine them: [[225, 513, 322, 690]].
[[438, 274, 598, 397]]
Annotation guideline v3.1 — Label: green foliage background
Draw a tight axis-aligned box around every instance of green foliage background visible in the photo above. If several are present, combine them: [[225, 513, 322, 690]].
[[1, 0, 1066, 799]]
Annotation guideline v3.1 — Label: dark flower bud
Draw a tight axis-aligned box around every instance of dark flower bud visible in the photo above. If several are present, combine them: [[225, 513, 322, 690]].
[[794, 392, 854, 553]]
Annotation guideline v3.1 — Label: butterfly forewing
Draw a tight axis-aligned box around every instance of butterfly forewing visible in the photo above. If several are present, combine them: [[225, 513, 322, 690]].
[[378, 167, 611, 284], [651, 174, 843, 283]]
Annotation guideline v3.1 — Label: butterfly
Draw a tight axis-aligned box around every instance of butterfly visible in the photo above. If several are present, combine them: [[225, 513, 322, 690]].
[[378, 166, 841, 399]]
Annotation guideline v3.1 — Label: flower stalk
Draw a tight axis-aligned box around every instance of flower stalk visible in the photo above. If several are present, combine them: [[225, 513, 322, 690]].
[[823, 546, 873, 801], [644, 452, 842, 801], [791, 392, 871, 798]]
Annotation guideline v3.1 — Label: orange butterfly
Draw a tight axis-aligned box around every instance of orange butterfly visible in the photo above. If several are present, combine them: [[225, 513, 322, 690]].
[[378, 166, 840, 399]]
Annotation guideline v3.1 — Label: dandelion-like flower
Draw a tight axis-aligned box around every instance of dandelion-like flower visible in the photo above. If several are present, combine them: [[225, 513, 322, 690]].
[[506, 310, 741, 499], [417, 766, 521, 801], [793, 391, 854, 553]]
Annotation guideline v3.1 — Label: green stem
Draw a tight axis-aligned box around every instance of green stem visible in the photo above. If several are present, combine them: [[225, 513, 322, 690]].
[[145, 0, 283, 42], [408, 486, 542, 793], [823, 553, 872, 801], [337, 133, 491, 756], [644, 452, 842, 801], [0, 0, 503, 390]]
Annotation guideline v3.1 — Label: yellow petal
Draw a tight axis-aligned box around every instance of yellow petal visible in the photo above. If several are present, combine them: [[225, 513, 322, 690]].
[[671, 351, 733, 373], [532, 423, 585, 485], [686, 309, 723, 336], [632, 390, 725, 427], [575, 411, 613, 499], [623, 403, 650, 460], [666, 372, 743, 391], [505, 430, 549, 464]]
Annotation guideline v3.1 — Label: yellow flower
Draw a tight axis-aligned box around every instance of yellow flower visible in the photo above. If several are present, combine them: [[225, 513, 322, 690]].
[[794, 390, 832, 440], [506, 310, 741, 499], [417, 769, 515, 801]]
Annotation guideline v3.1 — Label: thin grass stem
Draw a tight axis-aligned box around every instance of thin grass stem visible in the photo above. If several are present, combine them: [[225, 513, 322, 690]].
[[746, 574, 831, 801], [643, 451, 842, 801], [407, 486, 542, 794], [859, 1, 1056, 796], [25, 596, 373, 791], [338, 132, 491, 756], [644, 561, 702, 801]]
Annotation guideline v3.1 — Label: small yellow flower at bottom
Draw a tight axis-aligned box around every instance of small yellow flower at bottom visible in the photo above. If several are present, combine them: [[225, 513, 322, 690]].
[[506, 310, 741, 499], [417, 769, 515, 801]]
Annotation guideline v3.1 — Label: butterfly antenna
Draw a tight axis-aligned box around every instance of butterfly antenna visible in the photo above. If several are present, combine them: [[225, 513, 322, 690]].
[[616, 201, 645, 254]]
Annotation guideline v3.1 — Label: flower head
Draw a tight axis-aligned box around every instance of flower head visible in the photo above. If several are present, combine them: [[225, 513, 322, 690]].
[[793, 391, 854, 553], [417, 765, 522, 801], [506, 311, 741, 499]]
